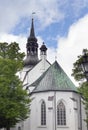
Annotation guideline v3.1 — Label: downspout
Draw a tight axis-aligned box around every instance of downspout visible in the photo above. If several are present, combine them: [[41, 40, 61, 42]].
[[79, 94, 82, 130], [54, 91, 56, 130]]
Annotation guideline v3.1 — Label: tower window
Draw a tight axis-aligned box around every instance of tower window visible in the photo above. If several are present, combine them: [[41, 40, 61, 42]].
[[36, 48, 37, 53], [32, 47, 34, 52], [57, 101, 66, 125], [28, 47, 30, 53], [41, 101, 46, 125], [18, 126, 21, 130]]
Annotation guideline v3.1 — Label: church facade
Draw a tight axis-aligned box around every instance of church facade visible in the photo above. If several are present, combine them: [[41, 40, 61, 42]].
[[14, 19, 87, 130]]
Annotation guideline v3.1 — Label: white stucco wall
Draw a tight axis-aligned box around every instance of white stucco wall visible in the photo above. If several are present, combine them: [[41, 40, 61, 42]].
[[27, 60, 50, 86], [28, 91, 84, 130], [81, 98, 88, 130], [16, 57, 87, 130], [19, 59, 50, 88]]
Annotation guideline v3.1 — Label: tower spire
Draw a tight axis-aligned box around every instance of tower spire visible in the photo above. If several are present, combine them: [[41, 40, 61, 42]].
[[30, 18, 35, 38], [28, 18, 37, 43], [24, 18, 39, 67]]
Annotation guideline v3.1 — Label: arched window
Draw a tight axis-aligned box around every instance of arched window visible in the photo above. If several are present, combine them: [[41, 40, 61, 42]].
[[41, 101, 46, 125], [18, 126, 21, 130], [32, 47, 34, 52], [57, 101, 66, 125]]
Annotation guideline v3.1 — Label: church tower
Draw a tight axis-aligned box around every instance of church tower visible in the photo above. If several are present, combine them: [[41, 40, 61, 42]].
[[40, 42, 47, 60], [24, 18, 39, 67], [20, 19, 50, 87]]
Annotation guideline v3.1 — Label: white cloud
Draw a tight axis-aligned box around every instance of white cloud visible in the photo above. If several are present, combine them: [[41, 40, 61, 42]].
[[0, 0, 64, 33], [0, 0, 88, 34], [47, 47, 57, 63], [55, 14, 88, 85], [0, 33, 27, 53]]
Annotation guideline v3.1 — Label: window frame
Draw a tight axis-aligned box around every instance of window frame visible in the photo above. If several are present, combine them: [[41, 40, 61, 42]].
[[41, 100, 46, 126], [57, 101, 66, 126]]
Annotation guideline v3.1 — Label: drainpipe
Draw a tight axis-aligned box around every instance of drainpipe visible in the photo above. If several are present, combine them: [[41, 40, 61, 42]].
[[53, 91, 56, 130], [79, 94, 82, 130]]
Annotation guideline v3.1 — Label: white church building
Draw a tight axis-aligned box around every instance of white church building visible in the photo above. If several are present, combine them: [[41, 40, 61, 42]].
[[14, 19, 87, 130]]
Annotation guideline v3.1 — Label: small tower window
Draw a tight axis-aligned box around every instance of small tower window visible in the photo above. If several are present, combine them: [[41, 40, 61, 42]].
[[57, 101, 66, 125], [18, 126, 21, 130], [41, 101, 46, 125], [32, 47, 34, 52], [28, 47, 30, 53], [36, 48, 37, 53]]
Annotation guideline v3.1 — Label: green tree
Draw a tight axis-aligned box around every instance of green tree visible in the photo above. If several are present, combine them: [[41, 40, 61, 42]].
[[72, 49, 88, 125], [0, 42, 30, 130], [72, 49, 88, 81]]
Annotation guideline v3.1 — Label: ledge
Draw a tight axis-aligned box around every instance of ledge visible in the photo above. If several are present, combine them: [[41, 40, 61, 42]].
[[38, 125, 47, 128], [57, 125, 69, 128]]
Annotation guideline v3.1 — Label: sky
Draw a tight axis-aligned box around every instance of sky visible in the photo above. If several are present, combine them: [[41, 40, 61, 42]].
[[0, 0, 88, 85]]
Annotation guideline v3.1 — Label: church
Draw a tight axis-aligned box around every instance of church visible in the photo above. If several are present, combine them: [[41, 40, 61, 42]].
[[15, 18, 87, 130]]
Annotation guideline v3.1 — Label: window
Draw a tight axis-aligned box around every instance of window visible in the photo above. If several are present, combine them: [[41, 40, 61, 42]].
[[57, 101, 66, 125], [41, 101, 46, 125], [18, 126, 21, 130]]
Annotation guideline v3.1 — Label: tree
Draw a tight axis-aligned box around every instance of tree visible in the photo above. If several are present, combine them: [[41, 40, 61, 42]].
[[79, 82, 88, 123], [0, 42, 31, 130], [72, 49, 88, 82], [72, 49, 88, 125]]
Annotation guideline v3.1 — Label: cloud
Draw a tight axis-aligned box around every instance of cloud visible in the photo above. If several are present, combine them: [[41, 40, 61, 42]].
[[54, 14, 88, 85], [58, 0, 88, 18], [1, 0, 88, 34], [71, 0, 88, 16], [0, 0, 64, 33], [0, 33, 27, 52]]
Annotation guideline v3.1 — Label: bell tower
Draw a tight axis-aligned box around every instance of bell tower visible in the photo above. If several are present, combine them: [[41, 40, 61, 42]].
[[40, 42, 47, 60], [24, 18, 39, 67]]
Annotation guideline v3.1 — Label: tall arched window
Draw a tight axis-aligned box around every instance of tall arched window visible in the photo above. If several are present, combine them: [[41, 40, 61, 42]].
[[41, 101, 46, 125], [57, 101, 66, 125]]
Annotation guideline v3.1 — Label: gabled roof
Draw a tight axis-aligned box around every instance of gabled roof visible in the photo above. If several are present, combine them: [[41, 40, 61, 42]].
[[31, 61, 77, 93]]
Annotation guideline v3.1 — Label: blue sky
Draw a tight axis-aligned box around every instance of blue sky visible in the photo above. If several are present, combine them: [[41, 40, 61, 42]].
[[0, 0, 88, 85]]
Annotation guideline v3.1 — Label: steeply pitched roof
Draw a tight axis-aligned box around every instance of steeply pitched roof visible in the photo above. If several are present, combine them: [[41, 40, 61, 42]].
[[28, 18, 37, 41], [31, 61, 77, 93]]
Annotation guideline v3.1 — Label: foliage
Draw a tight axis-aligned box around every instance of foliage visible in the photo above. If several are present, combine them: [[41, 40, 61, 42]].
[[72, 49, 88, 81], [72, 48, 88, 125], [78, 82, 88, 123], [0, 42, 30, 129]]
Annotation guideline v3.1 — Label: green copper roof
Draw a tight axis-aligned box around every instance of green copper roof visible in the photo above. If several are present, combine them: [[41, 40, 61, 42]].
[[31, 61, 77, 93]]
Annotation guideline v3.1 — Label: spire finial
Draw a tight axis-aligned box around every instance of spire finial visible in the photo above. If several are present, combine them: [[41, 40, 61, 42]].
[[32, 12, 36, 19], [30, 17, 35, 37], [29, 12, 36, 37], [55, 49, 57, 61], [27, 12, 37, 42], [55, 55, 57, 61]]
